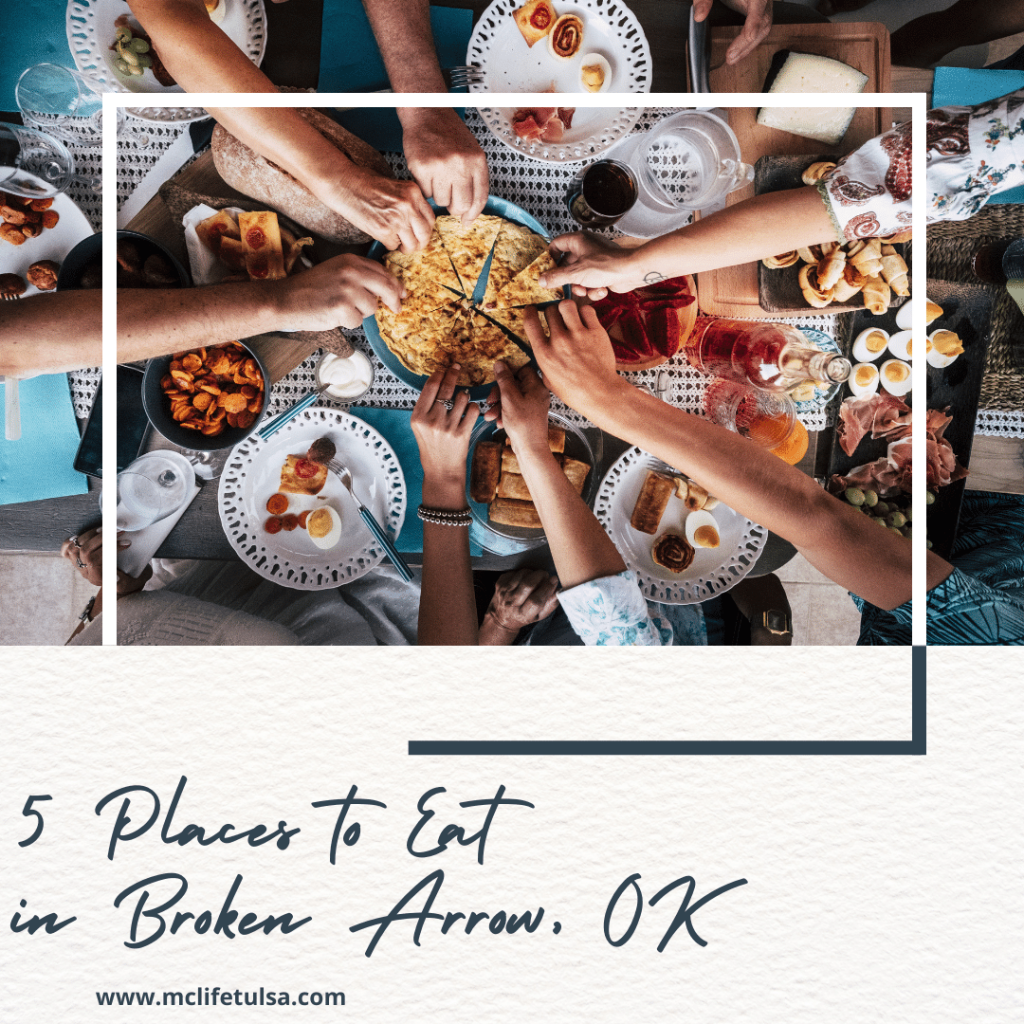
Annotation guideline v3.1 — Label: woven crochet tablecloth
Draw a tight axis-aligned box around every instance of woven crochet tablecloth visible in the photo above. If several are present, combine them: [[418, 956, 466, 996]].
[[117, 107, 854, 432], [65, 141, 102, 419]]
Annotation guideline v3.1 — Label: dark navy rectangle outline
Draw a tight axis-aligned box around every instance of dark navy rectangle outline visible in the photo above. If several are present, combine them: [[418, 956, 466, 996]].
[[409, 646, 925, 756]]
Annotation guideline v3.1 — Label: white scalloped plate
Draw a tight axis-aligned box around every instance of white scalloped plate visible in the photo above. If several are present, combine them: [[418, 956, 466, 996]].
[[468, 0, 649, 163], [594, 448, 767, 605], [66, 0, 267, 124], [217, 409, 407, 591]]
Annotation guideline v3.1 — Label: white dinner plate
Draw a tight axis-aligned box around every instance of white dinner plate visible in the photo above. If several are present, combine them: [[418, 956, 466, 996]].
[[66, 0, 267, 124], [217, 408, 407, 591], [594, 448, 767, 605], [468, 0, 649, 163], [0, 190, 93, 298]]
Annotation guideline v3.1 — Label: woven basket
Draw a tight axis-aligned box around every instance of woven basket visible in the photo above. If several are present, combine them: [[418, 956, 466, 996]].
[[927, 204, 1024, 412]]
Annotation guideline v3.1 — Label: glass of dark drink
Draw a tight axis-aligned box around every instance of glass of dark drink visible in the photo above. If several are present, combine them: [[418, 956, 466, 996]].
[[566, 159, 639, 228]]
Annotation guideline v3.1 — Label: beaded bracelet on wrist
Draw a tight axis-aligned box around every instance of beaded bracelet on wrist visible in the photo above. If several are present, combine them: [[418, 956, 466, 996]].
[[417, 504, 473, 527]]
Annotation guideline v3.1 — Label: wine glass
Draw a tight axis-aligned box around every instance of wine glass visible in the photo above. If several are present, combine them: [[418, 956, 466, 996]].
[[116, 455, 194, 532], [16, 64, 120, 149], [0, 122, 75, 199]]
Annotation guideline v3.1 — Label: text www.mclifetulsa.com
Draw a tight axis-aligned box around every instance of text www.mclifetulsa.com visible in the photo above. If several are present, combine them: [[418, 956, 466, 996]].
[[96, 987, 344, 1007]]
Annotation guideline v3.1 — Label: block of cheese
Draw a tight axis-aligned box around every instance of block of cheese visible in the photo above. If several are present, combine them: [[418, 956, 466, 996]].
[[756, 50, 868, 146]]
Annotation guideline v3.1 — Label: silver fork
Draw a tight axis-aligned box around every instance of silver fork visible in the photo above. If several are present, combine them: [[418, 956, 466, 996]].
[[446, 65, 485, 89], [328, 459, 413, 583], [1, 292, 21, 300]]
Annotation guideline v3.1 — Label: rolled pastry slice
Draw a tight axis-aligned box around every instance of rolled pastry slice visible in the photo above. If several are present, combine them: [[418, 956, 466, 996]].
[[652, 533, 695, 574], [762, 251, 799, 269], [798, 263, 834, 308], [925, 299, 943, 324], [801, 161, 837, 185], [843, 262, 869, 290], [862, 275, 891, 315], [847, 238, 884, 278], [817, 246, 847, 290], [879, 244, 909, 296]]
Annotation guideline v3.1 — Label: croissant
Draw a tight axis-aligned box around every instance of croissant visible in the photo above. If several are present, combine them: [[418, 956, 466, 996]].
[[802, 161, 837, 185], [762, 251, 799, 269], [817, 247, 847, 290], [798, 264, 834, 308], [862, 276, 891, 315], [831, 274, 861, 303], [879, 244, 909, 296], [847, 238, 884, 278]]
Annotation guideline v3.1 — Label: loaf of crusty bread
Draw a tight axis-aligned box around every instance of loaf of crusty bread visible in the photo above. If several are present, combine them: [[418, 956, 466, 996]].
[[211, 109, 393, 245], [470, 441, 502, 505], [630, 471, 675, 535]]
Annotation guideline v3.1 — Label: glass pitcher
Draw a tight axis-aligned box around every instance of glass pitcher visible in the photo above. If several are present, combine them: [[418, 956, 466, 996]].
[[634, 110, 753, 213]]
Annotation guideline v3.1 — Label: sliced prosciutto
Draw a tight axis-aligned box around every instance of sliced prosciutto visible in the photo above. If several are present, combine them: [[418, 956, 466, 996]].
[[836, 393, 911, 457], [511, 106, 576, 143]]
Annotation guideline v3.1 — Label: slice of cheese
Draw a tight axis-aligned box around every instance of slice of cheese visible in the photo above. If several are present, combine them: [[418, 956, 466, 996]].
[[756, 51, 867, 146]]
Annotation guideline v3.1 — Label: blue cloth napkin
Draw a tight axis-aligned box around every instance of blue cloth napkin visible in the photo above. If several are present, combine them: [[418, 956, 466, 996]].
[[351, 406, 482, 557], [0, 2, 74, 111], [0, 374, 89, 506], [932, 66, 1024, 205]]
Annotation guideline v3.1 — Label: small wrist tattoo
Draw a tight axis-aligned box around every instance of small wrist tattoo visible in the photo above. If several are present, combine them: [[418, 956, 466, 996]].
[[643, 271, 666, 284]]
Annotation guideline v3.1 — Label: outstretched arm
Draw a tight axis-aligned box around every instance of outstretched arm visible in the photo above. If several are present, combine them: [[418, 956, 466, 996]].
[[0, 292, 101, 376], [411, 364, 481, 646], [117, 254, 403, 363], [525, 301, 945, 610], [487, 360, 625, 589], [541, 185, 838, 299], [359, 1, 490, 223]]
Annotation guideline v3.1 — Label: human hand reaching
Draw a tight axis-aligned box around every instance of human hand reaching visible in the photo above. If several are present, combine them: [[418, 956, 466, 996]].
[[539, 233, 648, 301], [693, 0, 773, 66], [400, 108, 490, 226]]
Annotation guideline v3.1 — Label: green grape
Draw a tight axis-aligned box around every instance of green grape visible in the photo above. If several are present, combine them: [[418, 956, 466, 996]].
[[887, 512, 907, 529], [845, 487, 865, 506], [115, 58, 131, 75], [115, 26, 132, 43], [863, 489, 879, 508], [129, 37, 151, 54], [137, 54, 153, 68], [904, 506, 913, 523], [874, 501, 890, 517], [888, 526, 903, 536], [129, 64, 144, 76], [926, 539, 933, 550], [120, 47, 141, 68], [925, 491, 936, 505]]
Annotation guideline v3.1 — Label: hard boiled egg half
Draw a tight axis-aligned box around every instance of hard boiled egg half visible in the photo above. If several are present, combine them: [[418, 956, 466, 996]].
[[684, 509, 721, 550], [887, 330, 913, 361], [852, 327, 889, 364], [927, 329, 964, 368], [579, 54, 612, 93], [879, 358, 912, 396], [307, 505, 342, 549], [849, 362, 880, 398]]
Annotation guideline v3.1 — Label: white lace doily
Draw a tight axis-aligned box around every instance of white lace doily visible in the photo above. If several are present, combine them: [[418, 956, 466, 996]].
[[67, 0, 267, 123], [594, 448, 767, 605]]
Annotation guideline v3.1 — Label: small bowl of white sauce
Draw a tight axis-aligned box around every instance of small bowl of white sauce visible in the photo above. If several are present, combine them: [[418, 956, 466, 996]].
[[316, 349, 375, 404]]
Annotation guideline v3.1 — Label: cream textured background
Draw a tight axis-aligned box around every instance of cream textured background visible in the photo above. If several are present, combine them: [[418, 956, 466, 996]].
[[0, 646, 1019, 1023]]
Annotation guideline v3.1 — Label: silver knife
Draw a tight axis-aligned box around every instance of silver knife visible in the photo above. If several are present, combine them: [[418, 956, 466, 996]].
[[4, 377, 20, 441]]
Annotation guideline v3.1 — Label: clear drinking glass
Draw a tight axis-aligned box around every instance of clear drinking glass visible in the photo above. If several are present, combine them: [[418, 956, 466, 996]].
[[116, 456, 193, 531], [16, 64, 117, 148], [0, 122, 75, 199], [702, 378, 797, 449]]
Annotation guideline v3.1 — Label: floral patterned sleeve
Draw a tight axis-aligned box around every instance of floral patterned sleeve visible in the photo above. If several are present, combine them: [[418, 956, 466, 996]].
[[557, 570, 671, 646], [817, 88, 1024, 240]]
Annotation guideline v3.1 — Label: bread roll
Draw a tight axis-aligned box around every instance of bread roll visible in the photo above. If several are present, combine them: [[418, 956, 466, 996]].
[[470, 441, 502, 504], [630, 471, 675, 534], [562, 457, 590, 495], [489, 497, 542, 529], [496, 472, 534, 502], [211, 109, 393, 244]]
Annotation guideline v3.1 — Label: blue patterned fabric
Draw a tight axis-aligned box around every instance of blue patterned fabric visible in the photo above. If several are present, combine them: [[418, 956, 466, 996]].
[[557, 570, 707, 647], [856, 492, 1024, 645]]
